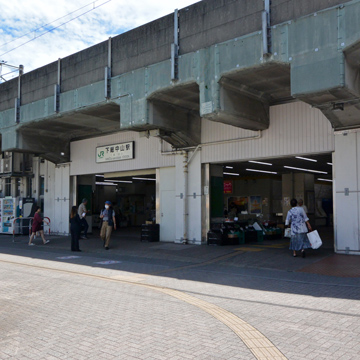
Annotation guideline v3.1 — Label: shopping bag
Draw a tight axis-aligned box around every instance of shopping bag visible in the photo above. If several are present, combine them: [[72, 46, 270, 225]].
[[307, 230, 322, 249], [284, 228, 291, 238]]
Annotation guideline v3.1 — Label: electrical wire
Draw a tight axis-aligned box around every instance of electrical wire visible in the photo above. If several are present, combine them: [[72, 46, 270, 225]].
[[0, 0, 112, 57], [0, 0, 109, 49]]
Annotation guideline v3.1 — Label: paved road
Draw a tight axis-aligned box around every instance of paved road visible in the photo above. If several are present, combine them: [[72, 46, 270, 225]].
[[0, 236, 359, 360]]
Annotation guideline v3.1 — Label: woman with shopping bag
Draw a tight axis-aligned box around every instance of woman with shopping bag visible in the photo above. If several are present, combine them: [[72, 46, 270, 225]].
[[285, 198, 312, 258]]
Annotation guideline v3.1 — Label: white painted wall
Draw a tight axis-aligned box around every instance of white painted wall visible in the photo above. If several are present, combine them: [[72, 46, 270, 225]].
[[159, 167, 176, 242], [70, 131, 175, 176], [334, 131, 360, 254], [201, 102, 335, 163]]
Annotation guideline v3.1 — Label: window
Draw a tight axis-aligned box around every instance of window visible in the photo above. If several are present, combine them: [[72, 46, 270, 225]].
[[5, 178, 11, 197]]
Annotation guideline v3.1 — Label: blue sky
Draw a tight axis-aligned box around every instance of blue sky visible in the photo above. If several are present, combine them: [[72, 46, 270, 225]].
[[0, 0, 200, 80]]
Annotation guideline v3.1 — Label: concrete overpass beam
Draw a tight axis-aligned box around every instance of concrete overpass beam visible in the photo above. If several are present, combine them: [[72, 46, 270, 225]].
[[148, 100, 201, 148], [201, 79, 270, 131]]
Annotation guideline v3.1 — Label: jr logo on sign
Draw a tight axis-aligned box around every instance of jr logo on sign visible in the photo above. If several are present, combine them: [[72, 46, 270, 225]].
[[98, 151, 105, 159]]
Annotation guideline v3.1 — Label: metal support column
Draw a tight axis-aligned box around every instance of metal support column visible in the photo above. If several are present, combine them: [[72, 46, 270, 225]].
[[105, 37, 112, 98], [171, 9, 179, 80], [15, 64, 23, 123], [262, 0, 272, 56], [54, 58, 61, 113]]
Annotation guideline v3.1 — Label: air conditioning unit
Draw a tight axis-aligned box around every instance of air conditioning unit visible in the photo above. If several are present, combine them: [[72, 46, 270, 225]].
[[3, 158, 12, 173]]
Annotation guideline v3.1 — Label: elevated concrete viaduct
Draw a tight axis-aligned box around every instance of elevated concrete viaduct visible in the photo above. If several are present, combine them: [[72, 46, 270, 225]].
[[1, 0, 360, 163]]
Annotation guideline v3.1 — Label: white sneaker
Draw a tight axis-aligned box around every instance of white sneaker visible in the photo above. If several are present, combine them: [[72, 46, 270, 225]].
[[44, 240, 50, 245], [28, 243, 35, 246]]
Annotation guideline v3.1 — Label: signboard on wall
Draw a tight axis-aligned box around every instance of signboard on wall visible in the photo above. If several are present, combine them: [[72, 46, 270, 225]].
[[250, 196, 262, 214], [224, 180, 233, 194], [96, 141, 134, 163]]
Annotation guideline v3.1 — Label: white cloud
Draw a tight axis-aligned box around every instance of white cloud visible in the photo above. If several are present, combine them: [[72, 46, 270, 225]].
[[0, 0, 200, 79]]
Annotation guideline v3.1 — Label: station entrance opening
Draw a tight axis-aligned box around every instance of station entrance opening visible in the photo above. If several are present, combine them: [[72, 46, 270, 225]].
[[77, 170, 156, 236], [208, 153, 334, 249]]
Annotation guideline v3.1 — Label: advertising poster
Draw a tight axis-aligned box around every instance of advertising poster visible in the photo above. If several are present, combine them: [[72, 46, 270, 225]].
[[223, 180, 233, 194], [227, 196, 248, 214], [250, 195, 262, 214]]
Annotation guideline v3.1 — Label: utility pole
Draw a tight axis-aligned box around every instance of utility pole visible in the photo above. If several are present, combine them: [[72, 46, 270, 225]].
[[0, 61, 24, 83]]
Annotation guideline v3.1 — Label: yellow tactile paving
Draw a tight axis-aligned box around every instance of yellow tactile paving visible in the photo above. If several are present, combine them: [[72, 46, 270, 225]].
[[0, 256, 288, 360], [234, 247, 265, 252]]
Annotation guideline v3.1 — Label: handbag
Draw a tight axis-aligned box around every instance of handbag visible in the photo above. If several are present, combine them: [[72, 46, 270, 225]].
[[284, 228, 291, 238], [307, 230, 322, 249]]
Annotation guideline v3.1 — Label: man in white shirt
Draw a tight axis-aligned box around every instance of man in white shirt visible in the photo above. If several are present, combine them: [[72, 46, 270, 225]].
[[298, 199, 308, 214], [78, 198, 89, 239]]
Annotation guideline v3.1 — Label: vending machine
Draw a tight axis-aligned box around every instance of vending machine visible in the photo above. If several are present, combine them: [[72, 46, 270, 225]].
[[19, 198, 36, 235], [2, 197, 17, 234]]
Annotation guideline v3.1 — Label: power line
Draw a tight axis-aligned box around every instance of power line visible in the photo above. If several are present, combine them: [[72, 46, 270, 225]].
[[0, 0, 112, 58], [0, 1, 108, 49]]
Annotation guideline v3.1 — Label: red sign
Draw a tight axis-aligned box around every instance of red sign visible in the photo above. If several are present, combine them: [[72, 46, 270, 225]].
[[224, 180, 233, 194]]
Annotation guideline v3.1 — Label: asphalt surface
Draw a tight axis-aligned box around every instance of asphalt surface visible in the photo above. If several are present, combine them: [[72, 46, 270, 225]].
[[0, 230, 359, 360]]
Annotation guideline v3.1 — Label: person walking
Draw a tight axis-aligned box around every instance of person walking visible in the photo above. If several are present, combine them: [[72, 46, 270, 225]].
[[28, 206, 50, 246], [99, 201, 116, 250], [70, 206, 82, 252], [285, 198, 312, 258], [78, 198, 89, 239]]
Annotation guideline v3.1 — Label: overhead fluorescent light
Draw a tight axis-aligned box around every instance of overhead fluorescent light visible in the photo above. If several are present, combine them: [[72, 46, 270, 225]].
[[95, 182, 117, 186], [225, 166, 233, 169], [246, 169, 277, 175], [327, 162, 333, 166], [132, 177, 156, 181], [105, 179, 133, 184], [223, 172, 240, 176], [96, 174, 104, 177], [317, 178, 333, 182], [248, 160, 272, 166], [284, 166, 327, 174], [295, 156, 317, 162]]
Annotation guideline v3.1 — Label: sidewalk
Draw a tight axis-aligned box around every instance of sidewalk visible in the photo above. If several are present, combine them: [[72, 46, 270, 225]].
[[2, 227, 359, 278]]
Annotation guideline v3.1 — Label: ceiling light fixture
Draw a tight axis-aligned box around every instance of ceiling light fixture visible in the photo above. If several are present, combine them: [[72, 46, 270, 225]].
[[132, 177, 156, 181], [95, 174, 104, 177], [284, 166, 327, 174], [95, 182, 117, 186], [317, 178, 333, 182], [225, 166, 234, 169], [327, 162, 333, 166], [248, 160, 273, 166], [246, 169, 277, 175], [223, 172, 240, 176], [295, 156, 317, 162], [105, 179, 133, 184]]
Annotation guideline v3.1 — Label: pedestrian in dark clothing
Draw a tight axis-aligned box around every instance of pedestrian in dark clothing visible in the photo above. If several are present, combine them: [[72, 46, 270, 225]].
[[70, 206, 82, 252], [28, 206, 50, 246]]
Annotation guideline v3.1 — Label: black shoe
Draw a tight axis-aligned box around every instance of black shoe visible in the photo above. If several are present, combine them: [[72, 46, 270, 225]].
[[301, 250, 306, 258], [105, 246, 109, 250]]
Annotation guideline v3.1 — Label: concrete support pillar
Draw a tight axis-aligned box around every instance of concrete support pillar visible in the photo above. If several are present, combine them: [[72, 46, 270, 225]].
[[175, 149, 202, 244], [334, 131, 360, 254], [44, 162, 70, 235]]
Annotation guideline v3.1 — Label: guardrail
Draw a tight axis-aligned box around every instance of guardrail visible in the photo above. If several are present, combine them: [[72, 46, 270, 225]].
[[12, 217, 51, 242]]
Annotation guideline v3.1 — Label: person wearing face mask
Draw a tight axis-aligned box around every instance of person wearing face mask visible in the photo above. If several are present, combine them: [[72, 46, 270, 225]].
[[99, 201, 117, 250]]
